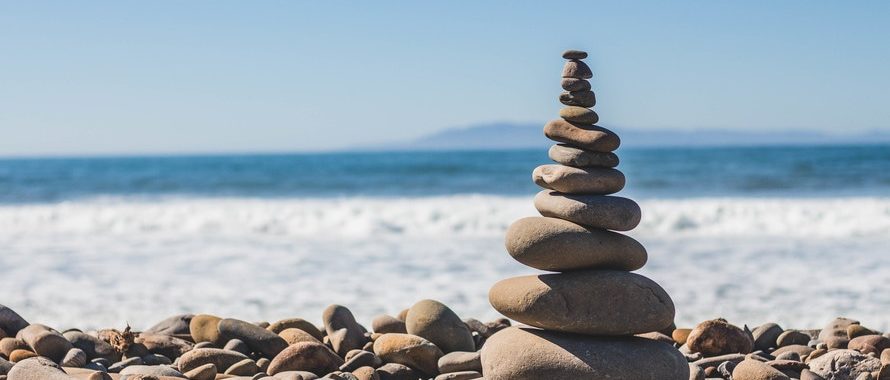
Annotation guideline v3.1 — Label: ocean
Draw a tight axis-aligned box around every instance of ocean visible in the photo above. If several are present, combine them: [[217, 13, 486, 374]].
[[2, 144, 889, 330]]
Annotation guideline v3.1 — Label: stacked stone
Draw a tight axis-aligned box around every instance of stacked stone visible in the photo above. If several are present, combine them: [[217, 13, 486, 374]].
[[480, 50, 689, 379]]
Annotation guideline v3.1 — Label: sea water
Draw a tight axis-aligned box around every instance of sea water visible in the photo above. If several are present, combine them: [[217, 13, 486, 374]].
[[1, 144, 889, 330]]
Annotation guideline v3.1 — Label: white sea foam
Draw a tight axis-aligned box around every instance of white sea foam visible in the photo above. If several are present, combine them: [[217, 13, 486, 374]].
[[1, 195, 889, 330]]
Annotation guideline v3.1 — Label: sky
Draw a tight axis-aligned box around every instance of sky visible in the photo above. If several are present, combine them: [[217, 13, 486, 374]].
[[1, 1, 889, 156]]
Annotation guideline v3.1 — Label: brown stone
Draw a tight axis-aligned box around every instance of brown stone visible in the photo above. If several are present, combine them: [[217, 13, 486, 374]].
[[548, 144, 619, 168], [505, 216, 646, 271], [279, 328, 321, 345], [0, 305, 29, 337], [371, 315, 407, 334], [559, 91, 597, 108], [481, 327, 689, 380], [533, 190, 641, 231], [532, 165, 624, 194], [561, 78, 591, 92], [218, 318, 288, 358], [7, 357, 75, 379], [558, 106, 599, 124], [267, 341, 344, 376], [562, 60, 593, 79], [849, 335, 890, 355], [267, 318, 325, 341], [673, 328, 692, 345], [323, 305, 370, 357], [489, 271, 674, 335], [373, 333, 443, 376], [686, 319, 754, 356], [189, 314, 223, 345], [544, 119, 619, 152], [732, 359, 790, 380], [405, 300, 474, 354], [18, 324, 72, 363], [177, 347, 250, 374], [562, 50, 588, 59]]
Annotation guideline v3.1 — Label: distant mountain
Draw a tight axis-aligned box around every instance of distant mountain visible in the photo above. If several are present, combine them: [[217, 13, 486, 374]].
[[371, 122, 890, 150]]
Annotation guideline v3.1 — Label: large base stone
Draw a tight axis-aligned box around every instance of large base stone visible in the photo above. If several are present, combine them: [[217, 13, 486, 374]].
[[481, 327, 689, 380]]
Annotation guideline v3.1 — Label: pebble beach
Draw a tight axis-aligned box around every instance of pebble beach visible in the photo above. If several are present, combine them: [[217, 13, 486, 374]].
[[2, 48, 889, 379]]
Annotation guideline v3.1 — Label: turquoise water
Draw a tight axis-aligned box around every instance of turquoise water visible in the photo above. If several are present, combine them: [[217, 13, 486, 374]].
[[1, 144, 888, 203]]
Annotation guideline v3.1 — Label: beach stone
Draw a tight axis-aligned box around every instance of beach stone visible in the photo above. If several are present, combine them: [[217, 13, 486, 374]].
[[689, 363, 706, 380], [61, 348, 87, 367], [0, 357, 12, 374], [182, 363, 216, 380], [562, 60, 593, 79], [140, 353, 171, 366], [548, 144, 619, 168], [673, 328, 692, 345], [267, 341, 343, 376], [559, 106, 599, 125], [732, 359, 789, 380], [532, 165, 624, 194], [373, 333, 442, 376], [267, 318, 325, 341], [848, 325, 881, 339], [534, 190, 641, 231], [773, 344, 814, 358], [352, 366, 379, 380], [561, 78, 591, 92], [437, 351, 481, 373], [223, 358, 260, 375], [339, 350, 381, 372], [189, 315, 222, 345], [808, 349, 881, 380], [559, 91, 597, 108], [562, 49, 587, 59], [882, 349, 890, 364], [223, 339, 250, 355], [801, 369, 827, 380], [0, 338, 28, 358], [63, 331, 120, 363], [849, 335, 890, 355], [18, 324, 72, 363], [118, 365, 185, 377], [489, 271, 674, 335], [481, 327, 688, 379], [218, 318, 288, 358], [134, 334, 192, 360], [280, 328, 321, 345], [433, 371, 480, 380], [687, 319, 754, 356], [0, 306, 28, 338], [819, 317, 860, 342], [371, 315, 406, 334], [505, 216, 645, 271], [107, 356, 142, 372], [544, 119, 619, 152], [7, 357, 75, 379], [143, 315, 193, 336], [177, 347, 250, 373], [375, 363, 419, 380], [8, 349, 36, 362], [323, 305, 369, 357], [776, 330, 811, 347], [753, 323, 784, 351], [405, 300, 474, 354]]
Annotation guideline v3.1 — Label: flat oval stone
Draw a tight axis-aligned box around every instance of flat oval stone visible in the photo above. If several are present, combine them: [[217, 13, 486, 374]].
[[549, 144, 619, 168], [372, 314, 407, 334], [533, 165, 624, 194], [687, 319, 754, 356], [267, 342, 343, 376], [218, 318, 288, 358], [732, 359, 789, 380], [279, 328, 321, 345], [189, 314, 222, 345], [481, 327, 688, 380], [561, 78, 591, 92], [7, 357, 75, 380], [543, 119, 619, 152], [373, 333, 443, 376], [562, 60, 592, 79], [406, 300, 474, 353], [505, 217, 646, 271], [559, 91, 597, 108], [489, 271, 675, 335], [534, 190, 641, 231], [558, 105, 598, 124], [562, 49, 588, 59], [267, 318, 324, 341], [18, 324, 72, 363], [178, 348, 250, 374]]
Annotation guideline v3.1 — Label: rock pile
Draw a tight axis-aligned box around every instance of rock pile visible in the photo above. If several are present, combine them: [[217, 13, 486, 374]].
[[480, 49, 689, 379]]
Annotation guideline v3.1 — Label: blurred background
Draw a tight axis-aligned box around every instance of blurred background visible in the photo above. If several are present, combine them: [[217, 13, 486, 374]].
[[1, 1, 889, 329]]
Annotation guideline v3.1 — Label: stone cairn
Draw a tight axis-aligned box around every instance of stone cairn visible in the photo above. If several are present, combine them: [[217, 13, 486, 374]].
[[479, 50, 690, 379]]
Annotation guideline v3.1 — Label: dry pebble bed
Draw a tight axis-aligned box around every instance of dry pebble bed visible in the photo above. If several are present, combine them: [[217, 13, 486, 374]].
[[1, 302, 889, 380]]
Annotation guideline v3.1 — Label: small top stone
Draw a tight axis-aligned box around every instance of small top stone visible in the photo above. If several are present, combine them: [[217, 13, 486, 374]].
[[562, 50, 588, 59]]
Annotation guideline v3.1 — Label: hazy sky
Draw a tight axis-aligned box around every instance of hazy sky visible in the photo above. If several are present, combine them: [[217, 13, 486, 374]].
[[2, 1, 889, 156]]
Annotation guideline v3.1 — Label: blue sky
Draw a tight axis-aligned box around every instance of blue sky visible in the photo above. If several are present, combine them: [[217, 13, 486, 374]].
[[1, 1, 888, 155]]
